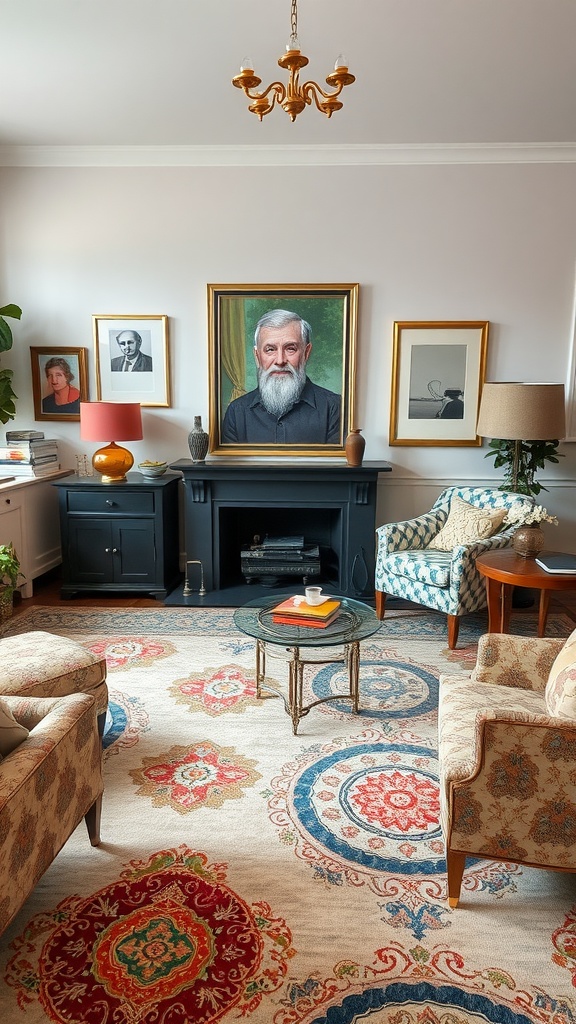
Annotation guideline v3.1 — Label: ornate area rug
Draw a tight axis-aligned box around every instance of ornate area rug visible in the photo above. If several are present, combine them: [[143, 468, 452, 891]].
[[0, 605, 575, 1024]]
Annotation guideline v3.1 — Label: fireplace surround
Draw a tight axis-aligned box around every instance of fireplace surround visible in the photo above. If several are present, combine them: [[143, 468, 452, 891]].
[[166, 459, 391, 606]]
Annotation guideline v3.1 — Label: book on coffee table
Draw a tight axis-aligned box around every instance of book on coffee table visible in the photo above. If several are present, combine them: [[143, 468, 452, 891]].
[[271, 609, 341, 629], [535, 552, 576, 574], [270, 596, 342, 629]]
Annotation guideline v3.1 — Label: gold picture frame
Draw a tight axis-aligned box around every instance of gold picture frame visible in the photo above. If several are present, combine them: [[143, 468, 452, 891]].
[[208, 283, 359, 457], [31, 346, 89, 422], [389, 320, 489, 447], [93, 315, 171, 407]]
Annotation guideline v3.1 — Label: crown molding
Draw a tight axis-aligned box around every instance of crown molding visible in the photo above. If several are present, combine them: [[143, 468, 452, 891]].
[[0, 142, 575, 168]]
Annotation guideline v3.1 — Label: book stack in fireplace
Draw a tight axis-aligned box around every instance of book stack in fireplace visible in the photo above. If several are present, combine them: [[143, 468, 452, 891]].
[[240, 535, 321, 584]]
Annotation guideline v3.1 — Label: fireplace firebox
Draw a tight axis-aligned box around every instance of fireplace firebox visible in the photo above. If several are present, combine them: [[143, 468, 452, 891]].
[[165, 459, 391, 606]]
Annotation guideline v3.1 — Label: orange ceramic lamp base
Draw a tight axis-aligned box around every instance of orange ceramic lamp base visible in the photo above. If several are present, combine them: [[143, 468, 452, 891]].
[[92, 441, 135, 482]]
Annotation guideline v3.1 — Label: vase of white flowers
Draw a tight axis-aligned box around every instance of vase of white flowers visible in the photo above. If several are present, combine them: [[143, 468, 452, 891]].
[[503, 502, 558, 558]]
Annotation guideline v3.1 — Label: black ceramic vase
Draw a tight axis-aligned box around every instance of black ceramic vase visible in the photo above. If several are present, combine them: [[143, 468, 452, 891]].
[[188, 416, 209, 463]]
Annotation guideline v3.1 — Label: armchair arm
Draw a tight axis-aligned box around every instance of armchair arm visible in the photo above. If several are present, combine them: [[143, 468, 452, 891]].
[[449, 530, 514, 589], [449, 716, 576, 869], [376, 510, 445, 553], [0, 693, 99, 806], [2, 694, 77, 731], [470, 633, 564, 692]]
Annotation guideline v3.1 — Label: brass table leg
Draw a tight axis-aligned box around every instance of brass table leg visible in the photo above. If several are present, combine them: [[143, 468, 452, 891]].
[[288, 646, 303, 735], [347, 641, 360, 712], [254, 638, 363, 735], [256, 638, 265, 698]]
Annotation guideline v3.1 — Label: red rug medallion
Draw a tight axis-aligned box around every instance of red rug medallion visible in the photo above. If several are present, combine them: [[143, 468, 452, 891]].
[[22, 847, 293, 1024]]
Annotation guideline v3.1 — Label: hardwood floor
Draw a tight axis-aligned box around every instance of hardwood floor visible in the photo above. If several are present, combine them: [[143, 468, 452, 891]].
[[12, 569, 162, 614], [11, 567, 576, 624]]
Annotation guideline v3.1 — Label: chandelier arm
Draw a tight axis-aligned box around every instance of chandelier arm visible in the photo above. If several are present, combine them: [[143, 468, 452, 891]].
[[242, 81, 286, 105], [302, 79, 343, 103], [301, 79, 344, 112]]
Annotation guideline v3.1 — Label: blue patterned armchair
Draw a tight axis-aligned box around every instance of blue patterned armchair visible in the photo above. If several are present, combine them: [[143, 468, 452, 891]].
[[375, 486, 533, 648]]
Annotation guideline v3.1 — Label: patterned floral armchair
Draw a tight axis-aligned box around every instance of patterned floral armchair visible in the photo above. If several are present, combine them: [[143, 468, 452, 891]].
[[0, 692, 103, 935], [375, 486, 533, 648], [438, 628, 576, 907]]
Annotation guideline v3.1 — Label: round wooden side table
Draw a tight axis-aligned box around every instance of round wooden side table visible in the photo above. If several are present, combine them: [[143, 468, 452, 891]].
[[476, 549, 576, 637]]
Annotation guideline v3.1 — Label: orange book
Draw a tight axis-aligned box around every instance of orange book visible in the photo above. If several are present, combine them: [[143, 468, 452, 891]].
[[271, 610, 340, 629], [270, 596, 341, 621]]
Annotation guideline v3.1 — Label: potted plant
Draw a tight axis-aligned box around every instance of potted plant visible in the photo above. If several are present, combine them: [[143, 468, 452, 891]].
[[0, 303, 22, 424], [0, 542, 24, 621], [483, 437, 563, 497]]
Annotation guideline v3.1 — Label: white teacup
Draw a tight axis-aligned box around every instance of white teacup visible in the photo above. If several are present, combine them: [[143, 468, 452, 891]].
[[305, 586, 324, 605]]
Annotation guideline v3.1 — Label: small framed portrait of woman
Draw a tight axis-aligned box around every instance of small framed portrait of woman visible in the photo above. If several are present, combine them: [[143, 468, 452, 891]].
[[30, 347, 89, 422]]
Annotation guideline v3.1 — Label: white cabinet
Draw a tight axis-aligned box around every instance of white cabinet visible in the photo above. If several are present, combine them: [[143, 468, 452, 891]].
[[0, 471, 71, 598]]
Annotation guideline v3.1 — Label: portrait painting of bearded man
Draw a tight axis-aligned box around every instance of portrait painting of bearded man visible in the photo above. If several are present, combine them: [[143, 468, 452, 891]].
[[210, 286, 358, 456]]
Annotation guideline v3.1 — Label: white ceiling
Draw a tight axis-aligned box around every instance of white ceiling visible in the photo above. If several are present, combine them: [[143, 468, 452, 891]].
[[2, 0, 576, 156]]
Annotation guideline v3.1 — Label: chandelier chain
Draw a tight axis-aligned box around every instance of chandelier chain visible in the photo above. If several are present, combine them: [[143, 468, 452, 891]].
[[291, 0, 298, 42]]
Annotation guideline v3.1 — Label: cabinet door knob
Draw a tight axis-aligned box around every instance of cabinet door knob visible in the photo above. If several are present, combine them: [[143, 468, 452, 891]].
[[105, 500, 114, 506], [112, 547, 119, 553], [4, 499, 10, 505], [105, 547, 112, 553]]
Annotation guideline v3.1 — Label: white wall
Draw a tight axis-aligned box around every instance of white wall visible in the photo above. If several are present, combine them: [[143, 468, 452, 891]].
[[1, 161, 575, 549]]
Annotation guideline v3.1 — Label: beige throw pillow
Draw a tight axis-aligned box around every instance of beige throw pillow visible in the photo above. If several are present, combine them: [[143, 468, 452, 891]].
[[428, 496, 506, 551], [0, 696, 29, 756], [545, 627, 576, 719]]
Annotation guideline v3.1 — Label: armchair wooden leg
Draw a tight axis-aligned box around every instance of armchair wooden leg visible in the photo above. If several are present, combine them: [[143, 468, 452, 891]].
[[375, 590, 386, 620], [446, 850, 466, 907], [85, 793, 102, 847], [447, 615, 460, 650]]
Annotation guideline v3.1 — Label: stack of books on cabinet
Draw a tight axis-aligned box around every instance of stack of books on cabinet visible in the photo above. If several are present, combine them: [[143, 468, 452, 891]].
[[271, 595, 342, 629], [0, 431, 60, 477]]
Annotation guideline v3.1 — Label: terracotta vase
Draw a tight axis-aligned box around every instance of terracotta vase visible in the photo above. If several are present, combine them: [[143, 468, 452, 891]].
[[188, 416, 209, 463], [512, 525, 545, 558], [345, 428, 366, 467]]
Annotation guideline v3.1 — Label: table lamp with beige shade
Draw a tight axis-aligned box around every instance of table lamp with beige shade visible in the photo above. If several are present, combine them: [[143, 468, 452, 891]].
[[476, 382, 566, 496], [80, 402, 143, 482]]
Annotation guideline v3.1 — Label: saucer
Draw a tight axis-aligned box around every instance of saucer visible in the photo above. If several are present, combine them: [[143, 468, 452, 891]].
[[295, 594, 328, 607]]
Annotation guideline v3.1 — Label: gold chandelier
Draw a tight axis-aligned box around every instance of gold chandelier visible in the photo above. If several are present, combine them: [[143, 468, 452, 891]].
[[232, 0, 355, 123]]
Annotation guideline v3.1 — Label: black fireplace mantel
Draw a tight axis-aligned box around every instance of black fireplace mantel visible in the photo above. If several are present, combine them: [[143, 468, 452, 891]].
[[166, 459, 392, 606]]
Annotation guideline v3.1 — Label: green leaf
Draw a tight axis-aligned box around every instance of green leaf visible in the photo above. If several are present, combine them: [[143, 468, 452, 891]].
[[0, 304, 22, 353], [0, 318, 13, 354], [0, 304, 22, 320], [0, 369, 18, 424]]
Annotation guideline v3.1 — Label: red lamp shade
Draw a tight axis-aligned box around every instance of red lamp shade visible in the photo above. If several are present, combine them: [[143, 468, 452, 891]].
[[80, 402, 143, 482]]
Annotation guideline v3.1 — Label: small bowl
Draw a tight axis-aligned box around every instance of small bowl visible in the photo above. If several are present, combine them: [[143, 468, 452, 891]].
[[138, 461, 168, 478]]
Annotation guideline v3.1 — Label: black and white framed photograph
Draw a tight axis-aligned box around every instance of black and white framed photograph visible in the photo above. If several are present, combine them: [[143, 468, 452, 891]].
[[93, 315, 170, 407], [208, 284, 359, 457], [389, 320, 489, 446]]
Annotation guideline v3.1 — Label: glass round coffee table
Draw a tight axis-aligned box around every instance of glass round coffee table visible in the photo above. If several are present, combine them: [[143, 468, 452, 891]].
[[233, 593, 381, 734]]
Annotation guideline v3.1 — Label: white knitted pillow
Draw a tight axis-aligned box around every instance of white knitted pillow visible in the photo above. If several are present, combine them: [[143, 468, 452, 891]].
[[428, 496, 506, 551], [0, 697, 29, 756]]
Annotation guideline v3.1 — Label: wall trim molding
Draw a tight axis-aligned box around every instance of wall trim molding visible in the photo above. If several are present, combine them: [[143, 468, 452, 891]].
[[378, 476, 576, 488], [1, 142, 576, 169]]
